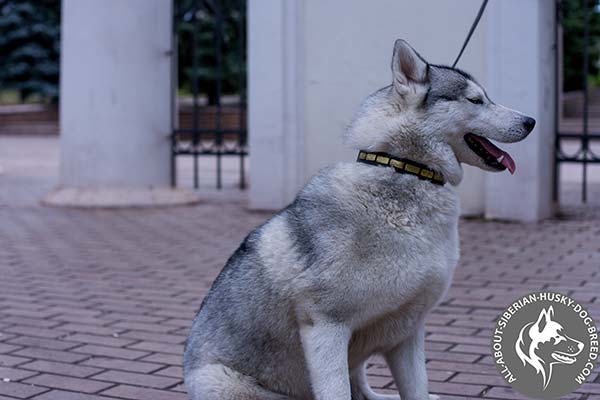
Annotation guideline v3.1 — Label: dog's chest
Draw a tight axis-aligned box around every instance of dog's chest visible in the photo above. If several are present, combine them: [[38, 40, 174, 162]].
[[343, 204, 459, 360], [347, 190, 460, 324], [358, 225, 457, 312]]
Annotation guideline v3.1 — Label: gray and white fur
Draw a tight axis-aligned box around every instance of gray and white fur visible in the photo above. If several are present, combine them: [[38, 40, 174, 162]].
[[183, 39, 535, 400]]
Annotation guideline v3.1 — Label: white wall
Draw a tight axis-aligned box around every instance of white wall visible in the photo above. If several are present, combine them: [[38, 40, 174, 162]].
[[60, 0, 172, 188], [249, 0, 555, 221]]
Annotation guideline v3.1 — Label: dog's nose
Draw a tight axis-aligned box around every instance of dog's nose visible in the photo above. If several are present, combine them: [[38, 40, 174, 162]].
[[523, 117, 536, 133], [578, 342, 584, 351]]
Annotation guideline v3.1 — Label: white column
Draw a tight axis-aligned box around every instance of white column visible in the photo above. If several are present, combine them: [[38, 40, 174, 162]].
[[45, 0, 197, 207], [248, 0, 305, 209], [484, 0, 556, 221]]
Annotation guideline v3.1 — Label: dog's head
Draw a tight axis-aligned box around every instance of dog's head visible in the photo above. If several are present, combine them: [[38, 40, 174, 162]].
[[346, 39, 535, 185], [515, 306, 584, 389]]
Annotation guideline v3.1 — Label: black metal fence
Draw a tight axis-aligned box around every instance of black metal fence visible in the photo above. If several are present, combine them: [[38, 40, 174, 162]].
[[171, 0, 247, 190], [554, 0, 600, 203]]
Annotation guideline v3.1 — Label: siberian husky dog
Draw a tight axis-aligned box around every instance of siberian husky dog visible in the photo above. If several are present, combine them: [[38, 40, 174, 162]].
[[184, 39, 535, 400], [515, 306, 584, 390]]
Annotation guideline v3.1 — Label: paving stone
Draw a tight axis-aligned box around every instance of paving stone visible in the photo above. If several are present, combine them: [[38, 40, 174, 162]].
[[7, 336, 81, 351], [80, 357, 163, 374], [72, 345, 149, 361], [0, 381, 49, 398], [450, 372, 509, 387], [425, 350, 481, 363], [20, 360, 103, 378], [63, 334, 137, 348], [0, 355, 31, 368], [367, 374, 394, 389], [3, 326, 65, 340], [92, 370, 181, 389], [139, 353, 182, 366], [32, 390, 120, 400], [55, 325, 125, 337], [0, 366, 38, 381], [126, 341, 183, 355], [100, 384, 187, 400], [0, 343, 22, 354], [119, 331, 186, 345], [0, 395, 28, 400], [1, 316, 63, 329], [450, 344, 491, 355], [427, 361, 497, 375], [24, 374, 114, 394], [428, 381, 486, 396], [12, 348, 89, 364], [153, 366, 183, 379]]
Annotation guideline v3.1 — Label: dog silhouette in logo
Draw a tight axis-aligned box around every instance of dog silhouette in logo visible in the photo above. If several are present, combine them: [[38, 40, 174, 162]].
[[515, 306, 584, 389]]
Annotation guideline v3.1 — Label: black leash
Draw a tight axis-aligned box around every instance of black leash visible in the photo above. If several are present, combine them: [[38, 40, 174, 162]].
[[452, 0, 489, 68]]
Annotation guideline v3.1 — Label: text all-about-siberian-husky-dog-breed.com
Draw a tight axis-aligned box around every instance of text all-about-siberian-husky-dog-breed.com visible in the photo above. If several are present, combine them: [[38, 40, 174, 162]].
[[183, 39, 535, 400]]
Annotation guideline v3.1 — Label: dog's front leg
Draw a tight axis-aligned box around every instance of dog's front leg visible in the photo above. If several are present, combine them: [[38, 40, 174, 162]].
[[299, 321, 352, 400], [385, 324, 438, 400]]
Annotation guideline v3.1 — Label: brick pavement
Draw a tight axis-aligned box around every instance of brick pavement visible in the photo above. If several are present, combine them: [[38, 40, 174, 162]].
[[0, 135, 599, 399]]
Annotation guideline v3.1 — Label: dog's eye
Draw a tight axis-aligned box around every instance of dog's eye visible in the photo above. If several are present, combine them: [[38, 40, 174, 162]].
[[467, 98, 484, 105]]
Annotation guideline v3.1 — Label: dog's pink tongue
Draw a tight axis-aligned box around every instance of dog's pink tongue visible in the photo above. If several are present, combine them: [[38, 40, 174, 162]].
[[478, 137, 516, 174], [500, 153, 516, 174]]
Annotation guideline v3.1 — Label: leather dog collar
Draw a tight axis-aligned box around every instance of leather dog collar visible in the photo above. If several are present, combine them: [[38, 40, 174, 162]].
[[357, 150, 445, 186]]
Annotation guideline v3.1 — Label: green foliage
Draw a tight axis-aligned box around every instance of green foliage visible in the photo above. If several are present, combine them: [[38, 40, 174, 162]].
[[175, 0, 245, 105], [561, 0, 600, 92], [0, 0, 60, 103]]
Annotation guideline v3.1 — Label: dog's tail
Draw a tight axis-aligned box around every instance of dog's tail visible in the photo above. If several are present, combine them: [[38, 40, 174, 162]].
[[185, 364, 291, 400]]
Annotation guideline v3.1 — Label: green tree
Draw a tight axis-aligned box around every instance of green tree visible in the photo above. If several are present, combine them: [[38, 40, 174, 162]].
[[0, 0, 60, 103], [561, 0, 600, 92], [175, 0, 246, 105]]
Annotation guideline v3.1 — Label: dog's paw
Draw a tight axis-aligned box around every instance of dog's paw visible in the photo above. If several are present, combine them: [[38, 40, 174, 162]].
[[429, 394, 441, 400]]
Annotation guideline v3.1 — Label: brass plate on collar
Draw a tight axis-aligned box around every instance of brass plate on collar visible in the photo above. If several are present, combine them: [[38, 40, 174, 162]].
[[389, 159, 404, 169], [420, 169, 434, 179], [376, 155, 390, 164], [405, 164, 421, 174]]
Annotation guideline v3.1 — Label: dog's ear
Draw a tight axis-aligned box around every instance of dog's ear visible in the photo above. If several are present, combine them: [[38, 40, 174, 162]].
[[391, 39, 429, 93], [535, 307, 552, 333]]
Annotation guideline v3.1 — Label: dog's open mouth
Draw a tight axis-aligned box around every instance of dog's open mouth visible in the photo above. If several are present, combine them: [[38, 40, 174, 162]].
[[552, 351, 577, 364], [464, 133, 516, 174]]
